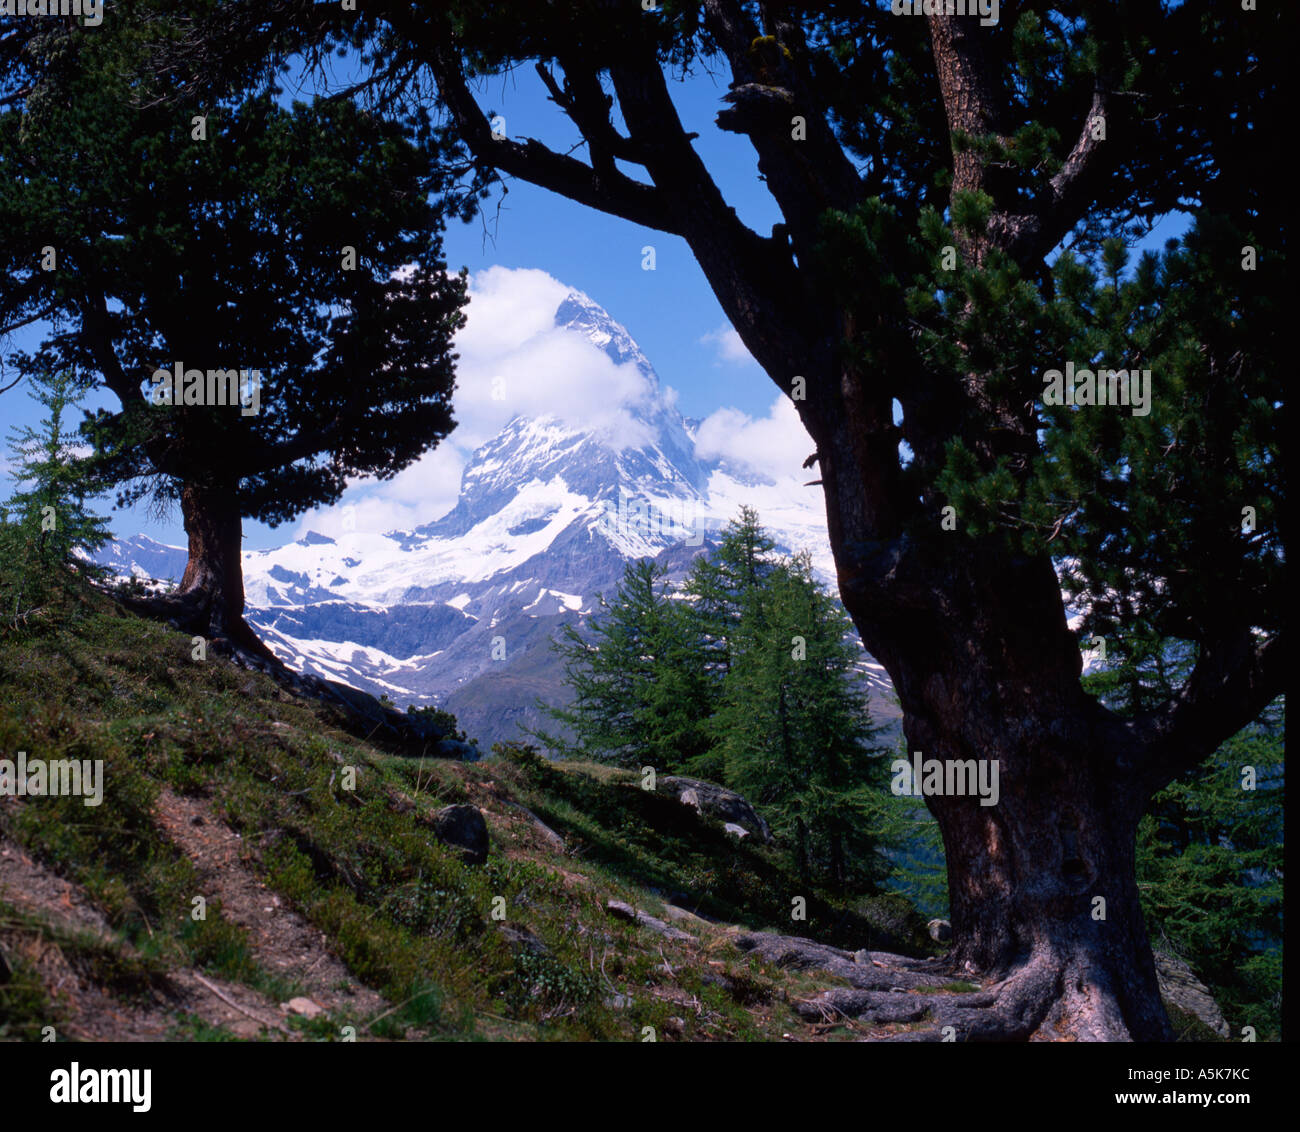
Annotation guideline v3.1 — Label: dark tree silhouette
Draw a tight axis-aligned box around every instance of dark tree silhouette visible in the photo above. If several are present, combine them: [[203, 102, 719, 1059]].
[[19, 1, 1288, 1038], [1, 18, 470, 658]]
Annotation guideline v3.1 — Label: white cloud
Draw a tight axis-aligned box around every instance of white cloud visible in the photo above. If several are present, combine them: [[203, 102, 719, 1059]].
[[292, 266, 658, 538], [700, 323, 757, 367], [693, 395, 815, 483]]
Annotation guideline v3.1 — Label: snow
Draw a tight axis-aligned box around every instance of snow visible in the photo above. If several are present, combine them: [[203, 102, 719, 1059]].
[[102, 287, 863, 713]]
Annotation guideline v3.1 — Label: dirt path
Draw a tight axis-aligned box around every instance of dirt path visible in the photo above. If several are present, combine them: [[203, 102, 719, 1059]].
[[0, 835, 290, 1040], [153, 787, 390, 1026]]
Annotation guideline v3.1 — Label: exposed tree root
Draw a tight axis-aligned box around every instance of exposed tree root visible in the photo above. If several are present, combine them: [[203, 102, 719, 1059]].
[[736, 929, 1148, 1042]]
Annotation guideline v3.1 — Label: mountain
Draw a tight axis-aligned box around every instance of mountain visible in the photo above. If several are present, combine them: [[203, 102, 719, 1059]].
[[97, 291, 897, 748]]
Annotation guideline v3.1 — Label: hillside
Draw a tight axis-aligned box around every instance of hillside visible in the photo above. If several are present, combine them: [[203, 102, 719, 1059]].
[[3, 566, 982, 1043], [0, 565, 1238, 1043]]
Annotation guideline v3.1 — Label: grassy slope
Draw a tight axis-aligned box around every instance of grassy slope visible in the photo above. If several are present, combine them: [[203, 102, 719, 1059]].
[[0, 554, 931, 1042]]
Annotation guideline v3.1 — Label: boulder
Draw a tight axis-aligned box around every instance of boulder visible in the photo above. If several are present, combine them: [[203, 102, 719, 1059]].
[[432, 804, 489, 865], [659, 776, 772, 842], [281, 997, 324, 1019], [499, 924, 548, 956], [1154, 950, 1229, 1038], [605, 900, 694, 942], [927, 918, 952, 943]]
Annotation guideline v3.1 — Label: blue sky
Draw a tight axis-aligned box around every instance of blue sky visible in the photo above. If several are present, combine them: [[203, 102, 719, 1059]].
[[2, 62, 790, 551], [2, 56, 1189, 552]]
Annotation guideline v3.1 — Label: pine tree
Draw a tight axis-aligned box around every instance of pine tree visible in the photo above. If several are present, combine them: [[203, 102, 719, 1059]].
[[714, 551, 896, 892], [0, 11, 469, 658], [3, 370, 111, 568], [533, 559, 710, 773], [681, 506, 778, 779]]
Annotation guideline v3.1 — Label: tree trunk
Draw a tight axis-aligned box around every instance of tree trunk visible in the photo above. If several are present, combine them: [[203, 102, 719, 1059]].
[[177, 482, 275, 660], [812, 393, 1172, 1040], [132, 482, 277, 664], [923, 731, 1170, 1041]]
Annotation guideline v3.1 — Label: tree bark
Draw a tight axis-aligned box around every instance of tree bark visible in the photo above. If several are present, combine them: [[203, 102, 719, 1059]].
[[931, 771, 1169, 1041], [175, 482, 276, 661], [812, 391, 1172, 1039], [117, 481, 276, 665]]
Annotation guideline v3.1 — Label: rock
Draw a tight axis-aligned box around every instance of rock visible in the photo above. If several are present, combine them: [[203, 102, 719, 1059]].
[[432, 804, 489, 865], [927, 918, 952, 943], [282, 997, 324, 1019], [855, 893, 932, 953], [1154, 950, 1229, 1037], [659, 776, 772, 842], [499, 924, 549, 956], [505, 801, 566, 852], [660, 904, 710, 928], [723, 823, 749, 839], [605, 900, 694, 942]]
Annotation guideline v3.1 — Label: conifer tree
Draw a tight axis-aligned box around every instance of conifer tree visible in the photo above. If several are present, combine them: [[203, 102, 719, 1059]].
[[685, 506, 778, 673], [681, 506, 778, 778], [3, 370, 111, 568], [715, 552, 896, 891], [0, 8, 470, 658], [534, 558, 711, 773]]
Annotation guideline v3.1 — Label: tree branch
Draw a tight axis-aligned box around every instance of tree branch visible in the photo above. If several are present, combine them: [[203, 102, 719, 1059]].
[[425, 35, 684, 236], [604, 39, 819, 388], [703, 0, 863, 251], [1129, 631, 1286, 795], [534, 58, 647, 175]]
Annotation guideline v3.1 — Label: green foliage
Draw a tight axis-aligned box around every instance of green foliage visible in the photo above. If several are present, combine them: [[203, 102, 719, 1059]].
[[1, 8, 469, 532], [538, 509, 902, 895], [532, 557, 712, 773], [3, 369, 112, 569], [710, 551, 899, 891], [923, 213, 1283, 662], [1085, 646, 1283, 1040], [879, 730, 949, 920], [1136, 708, 1283, 1040]]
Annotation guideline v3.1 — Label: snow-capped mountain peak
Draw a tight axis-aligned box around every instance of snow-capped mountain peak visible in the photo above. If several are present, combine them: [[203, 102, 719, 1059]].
[[99, 290, 882, 747]]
